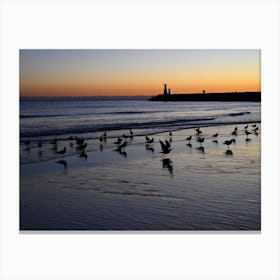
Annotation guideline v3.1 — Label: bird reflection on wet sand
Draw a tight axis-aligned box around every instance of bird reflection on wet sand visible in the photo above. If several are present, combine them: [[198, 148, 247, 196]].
[[145, 144, 154, 153], [196, 146, 205, 154], [162, 158, 173, 176], [224, 149, 233, 156], [79, 151, 88, 160], [186, 143, 192, 148], [115, 146, 127, 157], [56, 159, 68, 174]]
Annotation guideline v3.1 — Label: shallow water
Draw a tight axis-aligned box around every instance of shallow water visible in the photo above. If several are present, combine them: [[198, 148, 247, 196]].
[[20, 97, 260, 140], [20, 124, 261, 230]]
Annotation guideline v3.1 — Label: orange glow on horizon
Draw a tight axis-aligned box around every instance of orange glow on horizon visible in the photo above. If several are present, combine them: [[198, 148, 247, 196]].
[[20, 49, 261, 97]]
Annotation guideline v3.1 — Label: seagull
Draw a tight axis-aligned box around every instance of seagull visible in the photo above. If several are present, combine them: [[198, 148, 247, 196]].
[[231, 130, 237, 136], [252, 124, 257, 128], [56, 147, 66, 157], [253, 126, 259, 132], [234, 126, 238, 131], [186, 135, 192, 141], [146, 138, 154, 144], [212, 140, 218, 143], [130, 129, 133, 136], [230, 138, 236, 144], [197, 137, 205, 145], [119, 141, 127, 148], [99, 136, 103, 142], [76, 137, 84, 145], [245, 129, 252, 137], [223, 139, 233, 148], [159, 139, 172, 154], [165, 139, 171, 149], [169, 131, 173, 136], [76, 142, 87, 150], [114, 137, 122, 145], [115, 146, 127, 157], [244, 125, 248, 130], [195, 128, 202, 135], [212, 133, 218, 138]]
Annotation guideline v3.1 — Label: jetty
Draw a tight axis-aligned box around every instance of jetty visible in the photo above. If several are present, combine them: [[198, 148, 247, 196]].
[[149, 84, 261, 102]]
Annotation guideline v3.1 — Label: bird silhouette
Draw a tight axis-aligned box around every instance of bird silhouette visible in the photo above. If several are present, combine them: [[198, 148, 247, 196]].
[[186, 135, 192, 141], [159, 140, 172, 154], [197, 137, 205, 145], [245, 129, 252, 137], [75, 137, 84, 145], [165, 139, 171, 149], [114, 137, 122, 145], [195, 128, 202, 135], [212, 133, 218, 138], [231, 130, 237, 136], [146, 138, 154, 144], [223, 139, 233, 148], [56, 147, 66, 157]]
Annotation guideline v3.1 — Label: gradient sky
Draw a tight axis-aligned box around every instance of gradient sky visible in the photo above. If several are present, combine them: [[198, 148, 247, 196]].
[[20, 49, 261, 96]]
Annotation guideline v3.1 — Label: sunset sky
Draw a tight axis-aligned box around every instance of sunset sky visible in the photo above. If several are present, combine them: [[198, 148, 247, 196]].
[[20, 49, 261, 97]]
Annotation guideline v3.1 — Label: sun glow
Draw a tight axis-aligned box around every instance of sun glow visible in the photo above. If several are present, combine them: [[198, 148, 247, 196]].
[[20, 49, 261, 97]]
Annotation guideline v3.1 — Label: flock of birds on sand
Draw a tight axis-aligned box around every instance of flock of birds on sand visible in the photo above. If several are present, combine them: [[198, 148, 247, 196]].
[[22, 124, 259, 173]]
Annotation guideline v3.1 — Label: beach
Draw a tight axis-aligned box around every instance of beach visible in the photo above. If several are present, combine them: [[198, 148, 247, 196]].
[[20, 123, 261, 230]]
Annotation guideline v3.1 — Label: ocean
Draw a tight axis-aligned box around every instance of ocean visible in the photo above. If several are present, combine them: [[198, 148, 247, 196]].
[[20, 97, 261, 141], [20, 97, 261, 230]]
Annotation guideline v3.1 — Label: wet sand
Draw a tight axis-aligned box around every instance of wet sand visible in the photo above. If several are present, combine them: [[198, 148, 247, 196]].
[[20, 124, 261, 230]]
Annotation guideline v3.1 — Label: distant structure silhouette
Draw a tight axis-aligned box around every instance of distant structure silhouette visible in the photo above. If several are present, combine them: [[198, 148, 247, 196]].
[[202, 90, 206, 94], [163, 84, 172, 96], [163, 83, 168, 95]]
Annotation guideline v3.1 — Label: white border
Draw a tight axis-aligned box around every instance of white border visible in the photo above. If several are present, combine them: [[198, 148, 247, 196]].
[[1, 1, 280, 279]]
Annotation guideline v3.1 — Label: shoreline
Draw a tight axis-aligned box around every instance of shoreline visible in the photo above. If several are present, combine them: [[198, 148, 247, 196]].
[[20, 123, 261, 230]]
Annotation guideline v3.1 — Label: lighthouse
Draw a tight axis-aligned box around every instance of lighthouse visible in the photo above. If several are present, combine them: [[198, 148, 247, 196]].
[[163, 83, 168, 95]]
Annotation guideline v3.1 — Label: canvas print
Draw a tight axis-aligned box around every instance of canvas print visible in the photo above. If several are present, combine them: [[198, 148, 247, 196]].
[[20, 49, 261, 230]]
